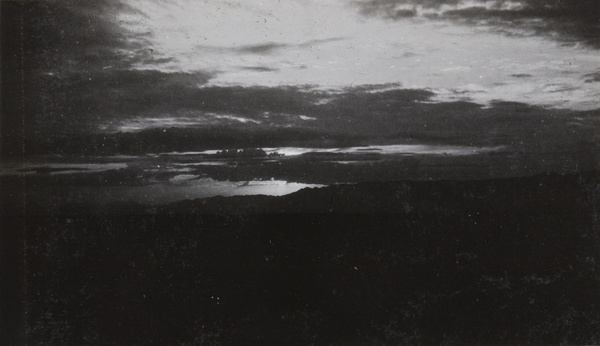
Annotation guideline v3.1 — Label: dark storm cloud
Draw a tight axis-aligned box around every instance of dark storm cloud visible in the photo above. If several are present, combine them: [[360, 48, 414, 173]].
[[15, 53, 600, 154], [202, 37, 345, 55], [353, 0, 600, 48], [511, 74, 533, 78], [2, 0, 138, 156], [393, 9, 418, 17], [241, 66, 280, 72], [584, 72, 600, 83], [1, 0, 214, 156], [26, 82, 600, 160], [70, 80, 435, 129], [22, 67, 599, 152], [298, 37, 346, 46], [36, 69, 212, 128], [19, 0, 145, 72], [357, 0, 461, 17], [237, 42, 287, 54]]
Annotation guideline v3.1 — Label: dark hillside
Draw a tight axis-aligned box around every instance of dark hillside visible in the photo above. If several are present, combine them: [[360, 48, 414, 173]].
[[3, 172, 599, 344]]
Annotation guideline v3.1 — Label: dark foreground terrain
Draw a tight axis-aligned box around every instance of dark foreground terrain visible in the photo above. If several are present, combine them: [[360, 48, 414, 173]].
[[2, 172, 600, 344]]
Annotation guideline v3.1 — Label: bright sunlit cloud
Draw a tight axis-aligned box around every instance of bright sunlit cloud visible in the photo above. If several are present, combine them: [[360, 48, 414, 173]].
[[118, 0, 600, 109]]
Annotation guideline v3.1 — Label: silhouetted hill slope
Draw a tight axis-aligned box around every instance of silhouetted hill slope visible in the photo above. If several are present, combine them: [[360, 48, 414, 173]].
[[3, 171, 599, 344], [163, 171, 600, 216]]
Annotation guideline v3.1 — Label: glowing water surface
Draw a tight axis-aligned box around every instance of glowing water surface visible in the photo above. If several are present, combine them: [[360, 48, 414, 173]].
[[106, 178, 325, 205]]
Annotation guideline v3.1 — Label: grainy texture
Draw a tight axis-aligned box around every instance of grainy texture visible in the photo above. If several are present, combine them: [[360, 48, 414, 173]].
[[3, 172, 599, 345]]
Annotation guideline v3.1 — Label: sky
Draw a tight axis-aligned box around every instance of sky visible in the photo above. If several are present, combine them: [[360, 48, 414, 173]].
[[113, 0, 600, 109], [2, 0, 599, 159]]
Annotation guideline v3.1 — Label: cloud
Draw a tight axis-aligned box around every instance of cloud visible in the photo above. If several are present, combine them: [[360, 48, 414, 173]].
[[197, 37, 343, 55], [19, 0, 149, 73], [6, 0, 600, 159], [241, 66, 281, 72], [237, 43, 288, 54], [584, 72, 600, 83], [32, 76, 594, 145], [111, 0, 599, 111], [511, 74, 533, 78], [353, 0, 600, 48], [25, 84, 599, 161], [2, 0, 153, 156], [26, 68, 213, 136]]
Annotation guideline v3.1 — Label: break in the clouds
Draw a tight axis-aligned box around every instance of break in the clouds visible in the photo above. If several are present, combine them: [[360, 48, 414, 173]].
[[115, 0, 600, 110]]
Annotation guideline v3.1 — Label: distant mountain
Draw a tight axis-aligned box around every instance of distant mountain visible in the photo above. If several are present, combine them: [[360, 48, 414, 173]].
[[160, 171, 600, 216]]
